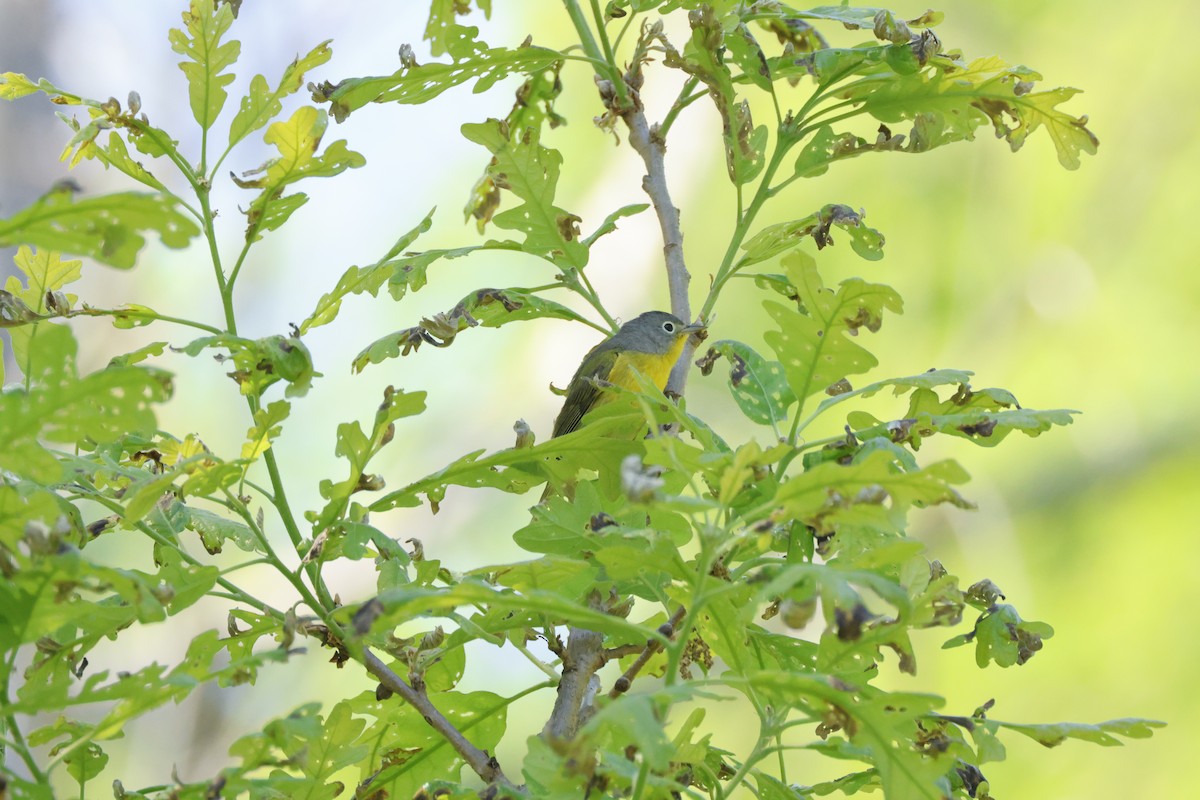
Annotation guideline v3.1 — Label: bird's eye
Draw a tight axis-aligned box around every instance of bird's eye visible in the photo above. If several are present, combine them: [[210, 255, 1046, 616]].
[[662, 321, 676, 333]]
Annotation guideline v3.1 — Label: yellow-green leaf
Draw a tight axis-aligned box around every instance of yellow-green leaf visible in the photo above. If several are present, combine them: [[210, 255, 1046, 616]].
[[168, 0, 240, 131]]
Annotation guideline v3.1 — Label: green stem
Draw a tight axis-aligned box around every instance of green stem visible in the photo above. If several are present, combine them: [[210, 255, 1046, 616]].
[[631, 758, 651, 800], [242, 478, 277, 505], [697, 66, 873, 323], [611, 8, 637, 52], [590, 0, 619, 73], [698, 141, 791, 320], [564, 1, 605, 64], [659, 79, 702, 139], [574, 268, 619, 330], [2, 706, 47, 784], [187, 129, 333, 611], [564, 0, 630, 107], [225, 238, 255, 298], [68, 307, 222, 334], [718, 727, 770, 799], [195, 190, 235, 334], [513, 641, 563, 681], [247, 455, 335, 611], [219, 557, 274, 576], [126, 118, 205, 200], [220, 488, 273, 553]]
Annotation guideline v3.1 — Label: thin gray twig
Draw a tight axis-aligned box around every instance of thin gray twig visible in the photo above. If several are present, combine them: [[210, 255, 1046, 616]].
[[362, 648, 509, 786], [622, 108, 700, 395]]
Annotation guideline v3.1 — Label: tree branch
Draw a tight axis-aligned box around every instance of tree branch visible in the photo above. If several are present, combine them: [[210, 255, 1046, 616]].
[[622, 108, 700, 395], [361, 648, 509, 787], [608, 605, 686, 699], [542, 627, 606, 741]]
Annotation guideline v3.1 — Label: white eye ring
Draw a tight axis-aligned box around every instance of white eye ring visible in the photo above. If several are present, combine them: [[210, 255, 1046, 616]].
[[662, 321, 676, 333]]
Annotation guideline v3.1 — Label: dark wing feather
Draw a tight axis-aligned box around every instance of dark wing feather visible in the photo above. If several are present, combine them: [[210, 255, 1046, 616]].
[[551, 345, 618, 438]]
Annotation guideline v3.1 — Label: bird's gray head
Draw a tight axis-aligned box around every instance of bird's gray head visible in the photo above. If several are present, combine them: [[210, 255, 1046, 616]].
[[610, 311, 706, 354]]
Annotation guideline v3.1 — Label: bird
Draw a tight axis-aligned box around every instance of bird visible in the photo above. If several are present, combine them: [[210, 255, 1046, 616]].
[[550, 311, 707, 438], [539, 310, 706, 502]]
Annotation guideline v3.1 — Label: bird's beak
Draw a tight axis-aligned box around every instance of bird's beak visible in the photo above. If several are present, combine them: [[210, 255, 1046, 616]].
[[683, 321, 708, 341]]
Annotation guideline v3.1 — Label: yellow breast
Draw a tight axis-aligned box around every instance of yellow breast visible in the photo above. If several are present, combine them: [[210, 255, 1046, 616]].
[[605, 335, 689, 395]]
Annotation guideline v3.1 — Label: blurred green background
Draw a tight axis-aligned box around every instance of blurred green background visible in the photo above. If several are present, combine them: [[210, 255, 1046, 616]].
[[1, 0, 1192, 796]]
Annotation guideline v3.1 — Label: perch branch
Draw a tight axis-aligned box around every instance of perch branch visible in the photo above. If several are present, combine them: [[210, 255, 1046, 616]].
[[362, 648, 509, 786], [622, 108, 699, 395], [542, 627, 606, 740]]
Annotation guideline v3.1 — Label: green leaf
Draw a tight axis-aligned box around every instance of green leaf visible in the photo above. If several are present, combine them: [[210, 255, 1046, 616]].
[[582, 203, 650, 248], [791, 124, 872, 180], [774, 43, 922, 87], [177, 333, 320, 397], [750, 449, 971, 531], [746, 672, 951, 799], [241, 399, 290, 460], [30, 719, 109, 787], [301, 701, 369, 787], [86, 131, 168, 193], [234, 106, 365, 242], [121, 468, 181, 525], [512, 485, 690, 585], [359, 581, 657, 644], [219, 700, 371, 797], [461, 118, 588, 267], [742, 204, 884, 266], [384, 242, 519, 302], [785, 6, 883, 29], [300, 208, 434, 334], [697, 340, 796, 427], [3, 547, 218, 659], [307, 387, 427, 533], [959, 603, 1054, 668], [724, 22, 773, 91], [351, 287, 592, 372], [844, 54, 1098, 169], [168, 0, 240, 131], [0, 186, 200, 269], [0, 325, 171, 482], [2, 248, 84, 393], [425, 1, 494, 56], [663, 6, 766, 184], [180, 506, 261, 555], [0, 70, 40, 100], [314, 26, 558, 122], [313, 521, 411, 567], [229, 40, 332, 148], [812, 368, 975, 411], [582, 694, 678, 771], [350, 688, 507, 799], [369, 411, 647, 512], [484, 555, 599, 597], [848, 384, 1078, 450], [993, 717, 1166, 749], [0, 289, 39, 332], [763, 251, 902, 404], [2, 246, 82, 360]]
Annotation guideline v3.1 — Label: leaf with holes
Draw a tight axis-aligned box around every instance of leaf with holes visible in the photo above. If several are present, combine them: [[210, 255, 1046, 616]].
[[228, 40, 332, 147], [742, 204, 885, 266], [763, 251, 902, 404], [233, 106, 365, 242], [315, 25, 558, 122], [0, 187, 199, 269], [699, 340, 795, 427], [461, 118, 587, 268]]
